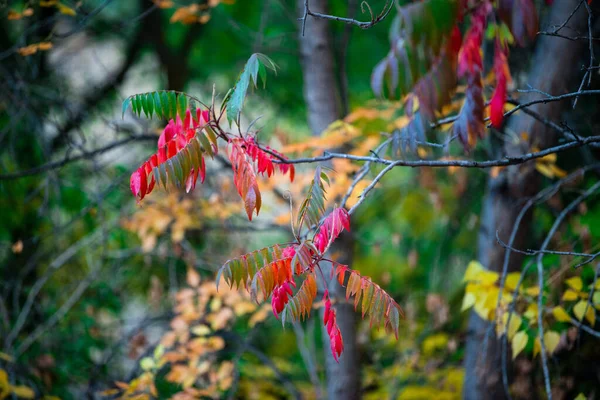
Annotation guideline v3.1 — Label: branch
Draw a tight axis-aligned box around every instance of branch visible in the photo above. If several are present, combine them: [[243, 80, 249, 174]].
[[0, 134, 156, 180], [272, 135, 600, 169], [300, 0, 393, 34]]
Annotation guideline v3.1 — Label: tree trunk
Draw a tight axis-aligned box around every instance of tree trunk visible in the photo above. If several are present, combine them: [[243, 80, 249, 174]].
[[297, 1, 361, 399], [463, 2, 589, 399]]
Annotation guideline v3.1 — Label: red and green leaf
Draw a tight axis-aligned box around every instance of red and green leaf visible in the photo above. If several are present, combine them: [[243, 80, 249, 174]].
[[313, 207, 350, 254], [130, 108, 216, 201], [281, 272, 318, 324], [297, 166, 329, 231], [250, 257, 293, 301], [335, 265, 404, 339], [229, 139, 262, 220], [217, 244, 287, 291]]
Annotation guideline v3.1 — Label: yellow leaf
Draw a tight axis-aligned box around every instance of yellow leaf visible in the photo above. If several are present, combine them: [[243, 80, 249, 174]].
[[463, 261, 484, 281], [186, 267, 200, 287], [497, 313, 522, 339], [57, 3, 76, 16], [461, 291, 476, 312], [504, 272, 521, 291], [573, 394, 587, 400], [190, 324, 211, 336], [566, 277, 583, 291], [562, 289, 580, 301], [512, 331, 528, 359], [535, 163, 555, 178], [140, 357, 155, 371], [38, 42, 53, 51], [524, 286, 540, 297], [11, 385, 35, 399], [474, 293, 492, 320], [552, 306, 572, 322], [573, 300, 595, 325], [524, 303, 538, 321], [593, 292, 600, 307], [549, 164, 567, 178], [479, 270, 499, 286], [7, 10, 22, 20], [422, 333, 449, 356], [0, 368, 9, 388], [507, 314, 522, 340], [544, 331, 561, 354], [0, 352, 14, 362]]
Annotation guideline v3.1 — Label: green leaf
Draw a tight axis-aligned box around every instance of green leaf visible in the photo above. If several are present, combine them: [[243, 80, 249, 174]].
[[177, 93, 187, 121], [226, 53, 277, 125], [153, 92, 162, 117], [121, 97, 131, 118], [145, 93, 154, 118], [168, 91, 177, 120], [297, 166, 328, 230], [160, 91, 169, 119]]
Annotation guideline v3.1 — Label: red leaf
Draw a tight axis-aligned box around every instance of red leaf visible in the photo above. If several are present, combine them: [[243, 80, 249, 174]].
[[322, 290, 344, 362], [130, 108, 211, 201], [243, 137, 295, 182], [313, 208, 350, 254], [490, 42, 512, 129], [457, 5, 489, 77], [229, 139, 263, 220]]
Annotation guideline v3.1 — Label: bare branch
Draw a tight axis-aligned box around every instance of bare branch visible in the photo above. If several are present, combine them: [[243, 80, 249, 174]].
[[300, 0, 393, 34]]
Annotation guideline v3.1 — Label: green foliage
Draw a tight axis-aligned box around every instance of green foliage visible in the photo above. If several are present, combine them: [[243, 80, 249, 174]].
[[122, 90, 196, 121], [225, 53, 277, 125]]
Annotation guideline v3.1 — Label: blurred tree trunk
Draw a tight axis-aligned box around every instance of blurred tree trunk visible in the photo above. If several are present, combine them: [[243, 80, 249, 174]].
[[464, 1, 588, 399], [297, 1, 361, 399]]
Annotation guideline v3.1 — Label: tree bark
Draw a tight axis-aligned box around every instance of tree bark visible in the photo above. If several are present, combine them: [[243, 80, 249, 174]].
[[464, 2, 589, 399], [297, 1, 361, 399]]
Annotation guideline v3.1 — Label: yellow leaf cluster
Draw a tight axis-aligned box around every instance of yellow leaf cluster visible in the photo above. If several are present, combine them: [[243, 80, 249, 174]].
[[422, 333, 449, 355], [123, 275, 265, 398], [7, 8, 33, 20], [282, 120, 361, 154], [170, 4, 211, 24], [123, 193, 240, 252], [397, 367, 464, 400], [462, 261, 515, 321], [533, 147, 567, 179], [0, 369, 37, 399], [39, 1, 76, 16], [165, 1, 234, 24], [18, 42, 53, 57]]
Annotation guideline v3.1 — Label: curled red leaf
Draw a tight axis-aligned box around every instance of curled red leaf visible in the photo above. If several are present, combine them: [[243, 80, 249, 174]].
[[313, 208, 351, 254], [323, 290, 344, 362]]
